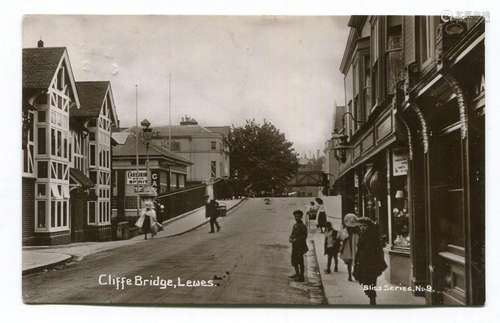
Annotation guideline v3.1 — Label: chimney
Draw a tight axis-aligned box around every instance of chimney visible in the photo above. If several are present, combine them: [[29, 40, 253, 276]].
[[37, 39, 44, 48]]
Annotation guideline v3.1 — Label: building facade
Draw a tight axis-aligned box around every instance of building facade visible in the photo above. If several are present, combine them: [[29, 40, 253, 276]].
[[150, 117, 230, 183], [72, 81, 119, 241], [111, 130, 192, 219], [330, 16, 484, 305], [22, 41, 121, 245], [22, 44, 80, 245]]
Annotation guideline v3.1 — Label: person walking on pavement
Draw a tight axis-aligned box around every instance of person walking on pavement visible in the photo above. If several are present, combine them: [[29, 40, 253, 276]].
[[306, 201, 317, 232], [324, 222, 341, 273], [205, 196, 220, 233], [315, 198, 327, 233], [353, 217, 387, 305], [339, 213, 360, 281], [289, 210, 308, 282], [135, 200, 158, 240]]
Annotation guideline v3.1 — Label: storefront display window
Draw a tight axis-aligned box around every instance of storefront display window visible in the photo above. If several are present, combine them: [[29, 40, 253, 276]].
[[391, 148, 410, 249]]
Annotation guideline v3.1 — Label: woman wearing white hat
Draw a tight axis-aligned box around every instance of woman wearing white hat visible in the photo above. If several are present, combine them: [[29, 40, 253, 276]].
[[135, 200, 158, 240], [339, 213, 360, 282]]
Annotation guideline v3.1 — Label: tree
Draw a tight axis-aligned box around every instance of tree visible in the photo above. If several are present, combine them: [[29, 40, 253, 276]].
[[227, 119, 299, 196]]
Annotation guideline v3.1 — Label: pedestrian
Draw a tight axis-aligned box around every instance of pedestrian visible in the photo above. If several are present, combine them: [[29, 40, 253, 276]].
[[315, 198, 327, 233], [353, 217, 387, 305], [339, 213, 360, 281], [135, 200, 158, 240], [205, 196, 220, 233], [324, 222, 341, 273], [306, 201, 317, 231], [289, 210, 308, 282]]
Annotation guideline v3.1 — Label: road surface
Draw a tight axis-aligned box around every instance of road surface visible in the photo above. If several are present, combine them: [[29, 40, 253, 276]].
[[23, 198, 323, 305]]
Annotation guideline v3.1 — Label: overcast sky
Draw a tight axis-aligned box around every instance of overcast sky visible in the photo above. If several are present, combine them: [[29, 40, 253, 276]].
[[23, 15, 349, 157]]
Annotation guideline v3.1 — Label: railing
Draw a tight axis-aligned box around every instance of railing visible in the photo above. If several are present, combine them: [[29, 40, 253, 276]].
[[155, 184, 207, 222]]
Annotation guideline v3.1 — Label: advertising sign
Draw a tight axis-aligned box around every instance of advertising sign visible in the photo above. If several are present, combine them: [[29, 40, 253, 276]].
[[392, 148, 408, 176], [126, 170, 148, 185]]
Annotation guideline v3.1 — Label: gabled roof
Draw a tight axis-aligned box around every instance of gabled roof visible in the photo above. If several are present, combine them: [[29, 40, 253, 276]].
[[153, 125, 223, 139], [112, 131, 192, 166], [23, 46, 80, 108], [73, 81, 109, 117], [23, 47, 66, 89], [73, 81, 119, 125]]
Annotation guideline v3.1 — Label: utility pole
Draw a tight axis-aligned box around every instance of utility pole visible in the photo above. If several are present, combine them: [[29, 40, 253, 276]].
[[168, 73, 172, 151], [135, 84, 140, 216]]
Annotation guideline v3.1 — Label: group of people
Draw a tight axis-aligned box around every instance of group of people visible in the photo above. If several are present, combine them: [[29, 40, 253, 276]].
[[289, 208, 387, 305], [306, 198, 328, 232], [135, 195, 222, 240]]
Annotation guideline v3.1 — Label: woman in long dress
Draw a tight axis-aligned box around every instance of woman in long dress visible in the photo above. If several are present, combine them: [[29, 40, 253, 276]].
[[315, 198, 327, 233], [353, 217, 387, 305], [135, 200, 158, 240], [339, 213, 360, 281]]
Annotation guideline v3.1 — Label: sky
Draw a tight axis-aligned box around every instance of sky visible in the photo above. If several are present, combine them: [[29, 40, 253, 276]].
[[23, 15, 349, 157]]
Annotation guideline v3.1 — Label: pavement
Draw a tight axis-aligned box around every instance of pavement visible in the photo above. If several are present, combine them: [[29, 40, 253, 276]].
[[309, 215, 426, 306], [22, 198, 245, 274]]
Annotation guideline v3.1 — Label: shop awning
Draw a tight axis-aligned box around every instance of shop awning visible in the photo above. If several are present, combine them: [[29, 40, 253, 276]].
[[70, 168, 94, 188]]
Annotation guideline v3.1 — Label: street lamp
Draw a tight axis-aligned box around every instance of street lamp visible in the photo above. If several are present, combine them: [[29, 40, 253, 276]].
[[141, 119, 153, 187], [330, 112, 365, 162]]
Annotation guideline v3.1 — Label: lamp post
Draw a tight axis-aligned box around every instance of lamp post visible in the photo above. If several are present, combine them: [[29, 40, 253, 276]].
[[141, 119, 152, 187]]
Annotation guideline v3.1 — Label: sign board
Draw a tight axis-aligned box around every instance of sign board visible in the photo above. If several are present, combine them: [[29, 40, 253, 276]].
[[126, 170, 148, 185], [150, 170, 159, 194], [392, 149, 408, 176]]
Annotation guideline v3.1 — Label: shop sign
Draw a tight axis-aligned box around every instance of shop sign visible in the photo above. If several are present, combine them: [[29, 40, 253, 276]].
[[126, 170, 148, 185], [392, 149, 408, 176], [151, 171, 159, 194]]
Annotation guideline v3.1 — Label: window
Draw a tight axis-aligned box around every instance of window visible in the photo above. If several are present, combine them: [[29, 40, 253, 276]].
[[90, 144, 96, 166], [211, 141, 217, 151], [418, 16, 437, 68], [37, 161, 48, 178], [57, 201, 61, 226], [51, 129, 56, 155], [63, 201, 67, 226], [57, 130, 62, 157], [363, 55, 372, 119], [88, 201, 96, 224], [63, 135, 68, 158], [386, 16, 403, 94], [370, 16, 385, 110], [38, 110, 46, 122], [37, 183, 46, 198], [37, 201, 46, 228], [171, 141, 180, 151], [38, 127, 46, 154], [210, 161, 217, 178], [51, 201, 56, 228]]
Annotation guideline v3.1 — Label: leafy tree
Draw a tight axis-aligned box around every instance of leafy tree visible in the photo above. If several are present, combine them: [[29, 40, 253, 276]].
[[227, 119, 299, 196]]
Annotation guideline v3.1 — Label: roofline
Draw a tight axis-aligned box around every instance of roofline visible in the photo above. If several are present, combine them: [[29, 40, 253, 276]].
[[51, 48, 81, 109], [112, 154, 192, 166]]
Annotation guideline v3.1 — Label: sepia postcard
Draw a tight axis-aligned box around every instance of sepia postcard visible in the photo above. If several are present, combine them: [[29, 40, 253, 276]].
[[21, 14, 485, 307]]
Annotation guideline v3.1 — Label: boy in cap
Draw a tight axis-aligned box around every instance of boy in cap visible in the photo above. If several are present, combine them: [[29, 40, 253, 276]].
[[289, 210, 308, 282]]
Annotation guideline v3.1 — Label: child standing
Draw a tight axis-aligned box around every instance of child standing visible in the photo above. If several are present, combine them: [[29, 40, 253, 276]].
[[324, 222, 340, 273]]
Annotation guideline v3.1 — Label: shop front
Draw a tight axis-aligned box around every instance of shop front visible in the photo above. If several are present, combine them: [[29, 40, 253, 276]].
[[333, 100, 416, 288], [398, 17, 485, 305]]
